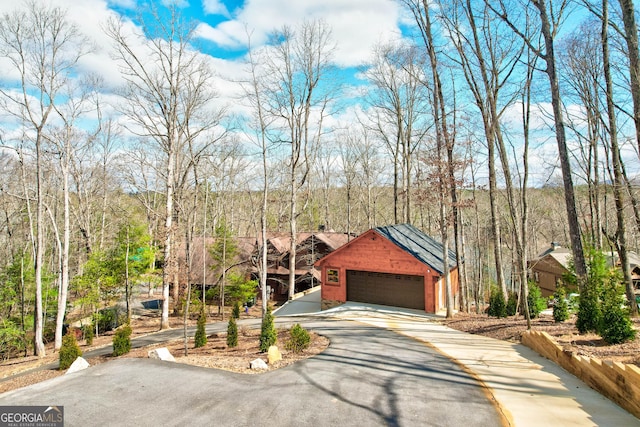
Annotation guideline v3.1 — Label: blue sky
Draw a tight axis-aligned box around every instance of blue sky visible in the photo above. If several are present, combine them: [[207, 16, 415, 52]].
[[104, 0, 406, 66], [0, 0, 637, 186]]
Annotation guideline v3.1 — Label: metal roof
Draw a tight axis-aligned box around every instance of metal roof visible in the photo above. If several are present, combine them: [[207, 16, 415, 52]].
[[374, 224, 458, 274]]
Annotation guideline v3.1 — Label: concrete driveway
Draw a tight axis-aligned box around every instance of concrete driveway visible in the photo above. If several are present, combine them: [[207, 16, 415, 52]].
[[0, 319, 504, 427]]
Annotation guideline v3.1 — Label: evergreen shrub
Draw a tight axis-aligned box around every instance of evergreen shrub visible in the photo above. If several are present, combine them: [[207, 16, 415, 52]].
[[600, 282, 636, 344], [232, 301, 241, 319], [227, 316, 238, 348], [112, 325, 132, 356], [527, 282, 546, 319], [506, 292, 518, 316], [487, 286, 507, 318], [59, 331, 82, 370], [194, 308, 207, 348], [552, 287, 569, 323], [83, 324, 94, 346], [259, 306, 277, 352], [286, 324, 311, 353]]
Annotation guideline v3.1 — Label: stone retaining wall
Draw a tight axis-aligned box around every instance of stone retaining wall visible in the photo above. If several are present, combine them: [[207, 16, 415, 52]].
[[522, 330, 640, 419]]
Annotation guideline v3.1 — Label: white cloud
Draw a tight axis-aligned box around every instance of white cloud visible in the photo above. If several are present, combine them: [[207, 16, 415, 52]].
[[202, 0, 230, 17], [196, 0, 403, 67]]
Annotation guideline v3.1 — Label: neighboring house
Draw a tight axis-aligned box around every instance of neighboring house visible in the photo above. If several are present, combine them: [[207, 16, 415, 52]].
[[315, 223, 459, 313], [529, 243, 640, 297], [173, 232, 350, 303], [175, 236, 256, 292], [528, 243, 573, 297], [614, 251, 640, 293]]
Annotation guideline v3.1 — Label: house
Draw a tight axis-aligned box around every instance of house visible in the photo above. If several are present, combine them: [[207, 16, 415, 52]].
[[529, 243, 640, 297], [174, 236, 256, 296], [260, 231, 351, 301], [528, 243, 573, 297], [315, 224, 459, 313], [172, 232, 350, 303]]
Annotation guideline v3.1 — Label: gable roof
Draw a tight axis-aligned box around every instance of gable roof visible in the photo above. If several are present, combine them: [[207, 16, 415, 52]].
[[530, 245, 573, 272], [374, 224, 457, 274]]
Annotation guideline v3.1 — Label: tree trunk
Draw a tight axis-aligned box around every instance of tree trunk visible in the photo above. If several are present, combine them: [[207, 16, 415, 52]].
[[54, 153, 71, 350], [618, 0, 640, 154], [161, 150, 175, 330], [288, 177, 297, 301], [532, 0, 587, 280], [602, 0, 637, 316], [32, 126, 46, 357]]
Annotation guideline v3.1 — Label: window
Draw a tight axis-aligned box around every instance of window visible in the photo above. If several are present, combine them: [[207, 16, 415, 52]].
[[327, 269, 339, 283]]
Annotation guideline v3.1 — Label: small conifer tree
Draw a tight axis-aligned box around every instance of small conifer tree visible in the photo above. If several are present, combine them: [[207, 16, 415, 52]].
[[83, 324, 94, 346], [576, 249, 606, 334], [285, 324, 311, 353], [600, 281, 637, 344], [232, 301, 241, 319], [227, 316, 238, 348], [194, 306, 207, 348], [59, 331, 82, 370], [527, 282, 546, 319], [112, 324, 132, 356], [488, 286, 507, 318], [553, 287, 569, 322], [259, 306, 277, 352], [506, 292, 518, 316]]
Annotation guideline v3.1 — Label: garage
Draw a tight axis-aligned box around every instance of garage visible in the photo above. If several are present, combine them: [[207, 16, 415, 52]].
[[316, 223, 459, 313], [347, 270, 425, 310]]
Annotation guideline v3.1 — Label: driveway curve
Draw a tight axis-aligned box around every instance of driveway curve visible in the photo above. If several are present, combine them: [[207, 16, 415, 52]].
[[0, 319, 504, 427]]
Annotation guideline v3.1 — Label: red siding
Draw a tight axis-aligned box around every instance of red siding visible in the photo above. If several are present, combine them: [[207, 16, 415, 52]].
[[316, 229, 454, 313]]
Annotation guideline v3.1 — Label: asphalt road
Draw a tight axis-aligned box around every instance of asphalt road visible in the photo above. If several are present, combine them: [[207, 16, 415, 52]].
[[0, 318, 502, 426]]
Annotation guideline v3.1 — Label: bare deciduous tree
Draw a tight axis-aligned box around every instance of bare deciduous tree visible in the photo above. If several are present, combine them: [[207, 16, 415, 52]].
[[365, 41, 431, 224], [486, 0, 588, 280], [0, 1, 87, 356], [262, 20, 335, 300], [105, 4, 226, 329]]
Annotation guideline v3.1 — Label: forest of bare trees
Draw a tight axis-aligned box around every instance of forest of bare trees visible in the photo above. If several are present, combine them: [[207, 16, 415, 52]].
[[1, 0, 640, 356]]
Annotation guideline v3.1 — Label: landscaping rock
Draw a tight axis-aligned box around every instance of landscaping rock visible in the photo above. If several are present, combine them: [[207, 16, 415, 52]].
[[250, 358, 268, 370], [267, 345, 282, 364], [65, 357, 89, 374], [148, 347, 176, 362]]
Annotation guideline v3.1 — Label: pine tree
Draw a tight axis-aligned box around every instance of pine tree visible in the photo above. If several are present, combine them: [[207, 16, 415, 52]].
[[600, 281, 636, 344], [576, 249, 606, 334], [488, 286, 507, 318], [527, 282, 546, 319], [59, 331, 82, 370], [259, 306, 277, 352], [553, 287, 569, 323], [227, 316, 238, 348], [194, 306, 207, 348], [232, 301, 240, 319]]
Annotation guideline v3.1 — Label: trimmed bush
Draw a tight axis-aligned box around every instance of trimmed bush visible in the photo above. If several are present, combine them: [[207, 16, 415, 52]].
[[227, 316, 238, 348], [59, 332, 82, 370], [285, 324, 311, 353], [82, 324, 94, 346], [194, 308, 207, 348], [600, 282, 637, 344], [112, 325, 132, 356], [576, 248, 607, 334], [259, 306, 277, 352], [232, 301, 241, 319], [527, 282, 546, 319], [576, 284, 603, 335], [487, 286, 507, 318], [552, 287, 569, 323], [506, 292, 518, 316]]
